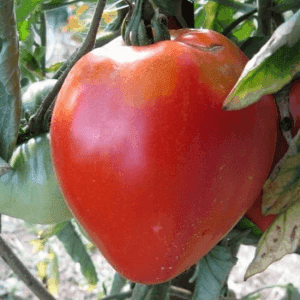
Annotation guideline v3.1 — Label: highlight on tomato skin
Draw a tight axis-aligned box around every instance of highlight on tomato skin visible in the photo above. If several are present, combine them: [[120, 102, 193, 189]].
[[50, 29, 278, 284]]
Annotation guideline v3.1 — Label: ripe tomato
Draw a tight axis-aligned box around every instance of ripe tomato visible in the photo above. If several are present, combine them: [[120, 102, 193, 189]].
[[245, 195, 277, 232], [50, 29, 277, 284], [289, 78, 300, 129], [246, 82, 300, 232]]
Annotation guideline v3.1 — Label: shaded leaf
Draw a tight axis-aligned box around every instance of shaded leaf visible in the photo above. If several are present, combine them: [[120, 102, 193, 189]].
[[109, 273, 127, 295], [262, 138, 300, 215], [245, 201, 300, 279], [145, 282, 170, 300], [283, 283, 300, 300], [240, 36, 270, 59], [56, 220, 98, 286], [0, 157, 11, 176], [131, 284, 152, 300], [0, 2, 22, 161], [223, 10, 300, 111], [207, 0, 255, 13], [192, 243, 239, 300], [272, 0, 300, 13]]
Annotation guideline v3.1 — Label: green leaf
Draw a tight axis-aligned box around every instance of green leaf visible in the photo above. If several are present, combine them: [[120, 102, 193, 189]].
[[194, 4, 206, 29], [237, 217, 263, 239], [272, 0, 300, 13], [192, 243, 239, 300], [245, 201, 300, 280], [56, 220, 98, 286], [46, 62, 64, 73], [109, 273, 127, 295], [0, 134, 73, 224], [16, 0, 45, 24], [39, 221, 69, 241], [18, 20, 30, 41], [283, 283, 300, 300], [204, 1, 235, 32], [0, 156, 11, 176], [21, 79, 57, 118], [145, 282, 170, 300], [223, 10, 300, 110], [0, 2, 22, 162], [232, 19, 255, 43], [240, 36, 270, 59], [208, 0, 255, 13], [47, 249, 60, 296], [131, 284, 152, 300]]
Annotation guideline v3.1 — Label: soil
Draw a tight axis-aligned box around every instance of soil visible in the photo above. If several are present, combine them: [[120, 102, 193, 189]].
[[1, 215, 300, 300]]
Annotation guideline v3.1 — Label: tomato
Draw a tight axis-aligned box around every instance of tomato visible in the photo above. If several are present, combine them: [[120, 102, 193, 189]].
[[50, 29, 277, 284], [289, 78, 300, 129], [246, 80, 300, 232], [0, 134, 73, 224], [245, 195, 277, 232]]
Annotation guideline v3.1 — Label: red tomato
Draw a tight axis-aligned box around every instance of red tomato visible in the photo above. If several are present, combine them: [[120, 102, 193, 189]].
[[245, 195, 277, 232], [246, 82, 300, 232], [245, 124, 286, 231], [289, 79, 300, 129], [50, 29, 277, 284]]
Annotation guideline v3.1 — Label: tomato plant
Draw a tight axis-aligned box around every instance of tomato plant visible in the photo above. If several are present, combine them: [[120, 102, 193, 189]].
[[50, 29, 277, 284], [0, 134, 73, 224], [22, 79, 57, 118]]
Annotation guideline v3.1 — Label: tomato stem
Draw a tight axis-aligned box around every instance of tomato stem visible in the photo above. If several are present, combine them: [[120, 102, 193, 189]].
[[122, 0, 170, 46]]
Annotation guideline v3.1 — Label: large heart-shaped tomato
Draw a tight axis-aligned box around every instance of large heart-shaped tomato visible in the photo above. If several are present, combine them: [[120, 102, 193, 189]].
[[50, 29, 277, 284]]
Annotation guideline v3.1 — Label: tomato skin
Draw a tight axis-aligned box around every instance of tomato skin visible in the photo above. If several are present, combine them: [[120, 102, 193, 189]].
[[289, 79, 300, 129], [245, 195, 277, 232], [246, 83, 300, 232], [50, 29, 277, 284]]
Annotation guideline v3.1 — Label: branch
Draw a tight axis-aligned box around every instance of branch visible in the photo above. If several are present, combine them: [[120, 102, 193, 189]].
[[0, 234, 56, 300], [222, 9, 257, 37], [25, 0, 107, 135]]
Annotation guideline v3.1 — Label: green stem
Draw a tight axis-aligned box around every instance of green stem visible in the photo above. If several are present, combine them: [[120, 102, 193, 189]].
[[222, 8, 257, 37], [40, 12, 46, 76], [42, 0, 82, 11], [241, 284, 289, 300], [257, 0, 273, 36]]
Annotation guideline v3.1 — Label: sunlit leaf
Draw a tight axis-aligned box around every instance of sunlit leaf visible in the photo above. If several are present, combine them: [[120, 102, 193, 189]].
[[223, 10, 300, 111], [47, 249, 60, 296], [245, 201, 300, 279], [37, 260, 48, 280], [30, 239, 46, 253], [262, 137, 300, 215]]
